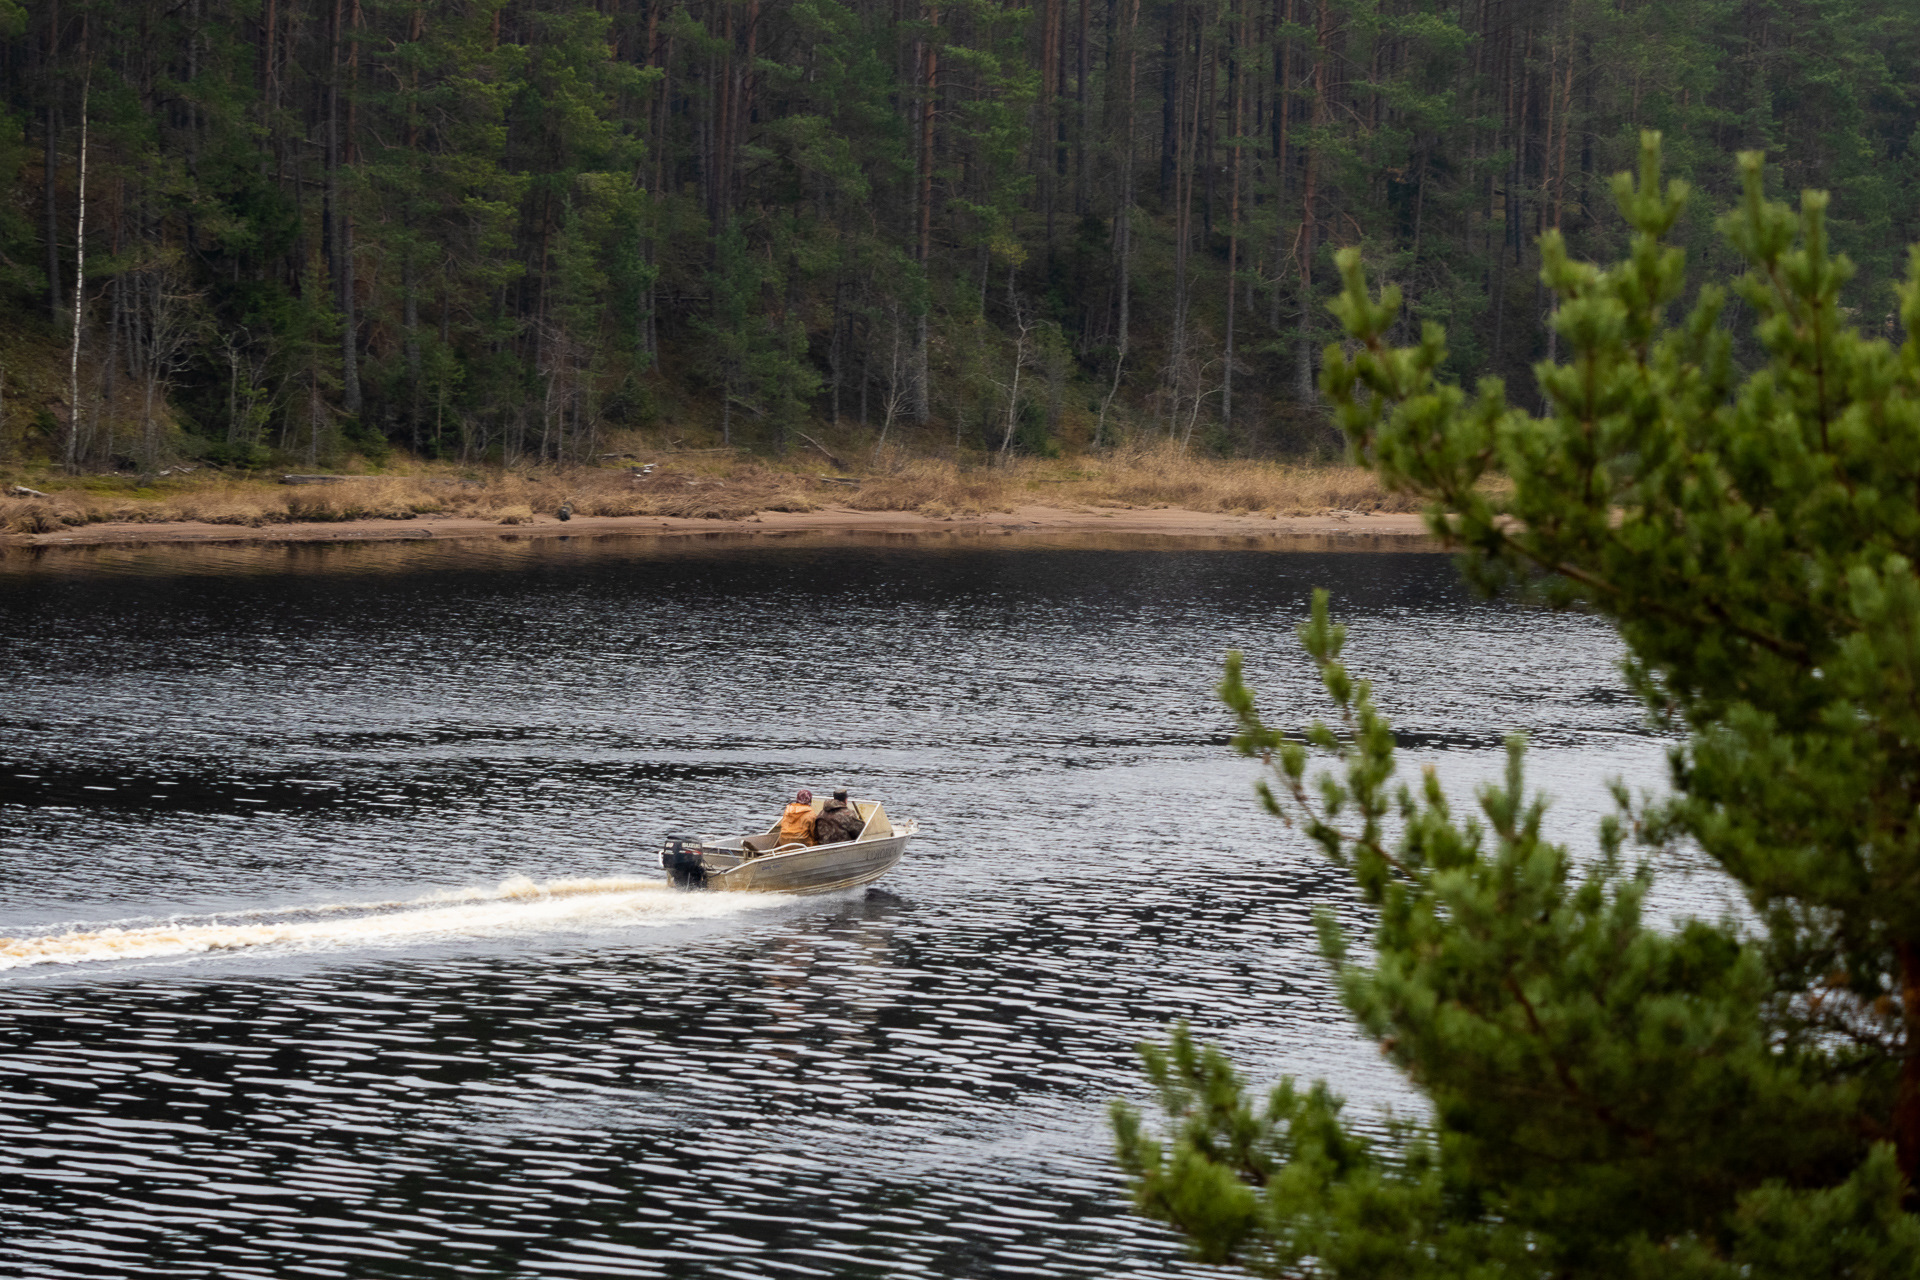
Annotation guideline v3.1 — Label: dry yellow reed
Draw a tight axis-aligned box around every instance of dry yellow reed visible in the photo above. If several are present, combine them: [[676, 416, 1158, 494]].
[[2, 446, 1427, 535]]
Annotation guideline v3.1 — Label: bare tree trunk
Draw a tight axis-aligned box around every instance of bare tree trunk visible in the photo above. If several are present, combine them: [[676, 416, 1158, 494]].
[[261, 0, 279, 177], [142, 352, 157, 470], [1169, 7, 1205, 436], [43, 103, 60, 325], [1545, 45, 1573, 367], [538, 336, 556, 462], [646, 11, 666, 367], [307, 377, 322, 466], [42, 0, 60, 326], [140, 273, 159, 465], [62, 72, 88, 475], [1159, 4, 1177, 199], [1271, 0, 1291, 330], [997, 267, 1029, 463], [224, 335, 241, 448], [1096, 0, 1140, 449], [328, 0, 361, 417], [1201, 37, 1216, 240], [1075, 0, 1091, 215], [912, 7, 939, 425], [1491, 24, 1515, 378], [98, 274, 120, 460], [1040, 0, 1058, 254], [1181, 356, 1217, 452], [829, 279, 843, 424], [1294, 0, 1328, 406], [404, 254, 420, 450], [872, 304, 904, 459], [1223, 1, 1246, 431]]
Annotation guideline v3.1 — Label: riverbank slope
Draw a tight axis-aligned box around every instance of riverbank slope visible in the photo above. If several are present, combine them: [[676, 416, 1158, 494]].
[[3, 503, 1438, 550], [4, 451, 1452, 550]]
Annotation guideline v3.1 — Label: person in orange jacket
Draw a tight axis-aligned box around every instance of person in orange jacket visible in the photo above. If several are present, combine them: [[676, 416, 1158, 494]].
[[777, 789, 817, 847]]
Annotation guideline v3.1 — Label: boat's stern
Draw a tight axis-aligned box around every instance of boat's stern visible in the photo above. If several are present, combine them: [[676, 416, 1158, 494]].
[[658, 835, 748, 889], [659, 836, 709, 888]]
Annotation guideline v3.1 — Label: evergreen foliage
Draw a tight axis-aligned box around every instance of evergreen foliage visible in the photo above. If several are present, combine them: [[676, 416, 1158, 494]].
[[0, 0, 1916, 465], [1111, 139, 1920, 1275]]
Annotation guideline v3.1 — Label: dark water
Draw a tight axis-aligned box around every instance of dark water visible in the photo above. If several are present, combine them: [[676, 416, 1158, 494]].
[[0, 535, 1682, 1278]]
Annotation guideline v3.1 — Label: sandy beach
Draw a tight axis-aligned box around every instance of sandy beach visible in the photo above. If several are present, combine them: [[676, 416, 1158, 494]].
[[3, 503, 1439, 552]]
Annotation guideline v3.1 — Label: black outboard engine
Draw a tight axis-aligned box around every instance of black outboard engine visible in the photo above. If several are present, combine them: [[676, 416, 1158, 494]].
[[660, 836, 708, 889]]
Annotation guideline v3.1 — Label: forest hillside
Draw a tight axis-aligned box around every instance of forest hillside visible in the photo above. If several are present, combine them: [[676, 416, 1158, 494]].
[[0, 0, 1915, 471]]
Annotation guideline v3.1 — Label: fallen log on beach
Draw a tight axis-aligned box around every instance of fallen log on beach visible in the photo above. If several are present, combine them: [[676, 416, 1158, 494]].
[[793, 431, 846, 471]]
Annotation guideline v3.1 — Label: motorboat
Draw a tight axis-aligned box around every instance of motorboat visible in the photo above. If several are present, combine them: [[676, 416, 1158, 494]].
[[658, 799, 916, 894]]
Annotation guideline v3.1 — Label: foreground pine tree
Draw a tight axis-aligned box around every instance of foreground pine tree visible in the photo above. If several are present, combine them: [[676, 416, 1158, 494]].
[[1112, 136, 1920, 1277]]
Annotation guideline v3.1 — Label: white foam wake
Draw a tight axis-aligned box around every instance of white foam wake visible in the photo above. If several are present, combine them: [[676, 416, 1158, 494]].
[[0, 874, 759, 970]]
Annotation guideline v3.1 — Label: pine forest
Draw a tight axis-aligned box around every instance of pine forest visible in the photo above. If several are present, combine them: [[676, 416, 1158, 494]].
[[1, 0, 1916, 469]]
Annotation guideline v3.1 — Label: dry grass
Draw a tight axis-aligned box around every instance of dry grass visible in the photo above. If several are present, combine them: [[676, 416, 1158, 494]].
[[1, 475, 453, 531], [2, 500, 73, 534], [570, 464, 821, 519], [1, 445, 1426, 535], [1066, 445, 1421, 515], [846, 445, 1419, 518], [840, 458, 1020, 518]]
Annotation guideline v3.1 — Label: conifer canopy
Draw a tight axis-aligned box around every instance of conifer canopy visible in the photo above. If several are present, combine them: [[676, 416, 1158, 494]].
[[1111, 136, 1920, 1277]]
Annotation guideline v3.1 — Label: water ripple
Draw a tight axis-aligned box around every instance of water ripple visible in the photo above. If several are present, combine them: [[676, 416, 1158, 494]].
[[0, 543, 1690, 1277]]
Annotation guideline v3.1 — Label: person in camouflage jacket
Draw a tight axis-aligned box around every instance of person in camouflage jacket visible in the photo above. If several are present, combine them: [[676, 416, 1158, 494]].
[[813, 790, 864, 844]]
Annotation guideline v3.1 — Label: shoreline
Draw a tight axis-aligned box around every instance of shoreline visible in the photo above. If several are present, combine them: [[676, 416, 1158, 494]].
[[4, 504, 1440, 552]]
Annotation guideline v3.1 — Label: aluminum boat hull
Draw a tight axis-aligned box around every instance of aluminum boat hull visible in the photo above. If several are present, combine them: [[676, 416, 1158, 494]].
[[659, 800, 915, 894], [692, 831, 911, 894]]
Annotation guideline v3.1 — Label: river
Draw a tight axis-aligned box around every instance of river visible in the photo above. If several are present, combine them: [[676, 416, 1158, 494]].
[[0, 534, 1684, 1278]]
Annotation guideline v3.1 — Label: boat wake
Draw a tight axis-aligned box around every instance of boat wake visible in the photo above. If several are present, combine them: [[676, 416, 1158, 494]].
[[0, 874, 768, 971]]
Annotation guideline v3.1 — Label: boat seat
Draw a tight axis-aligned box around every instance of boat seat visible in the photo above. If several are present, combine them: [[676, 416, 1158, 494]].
[[747, 798, 882, 854]]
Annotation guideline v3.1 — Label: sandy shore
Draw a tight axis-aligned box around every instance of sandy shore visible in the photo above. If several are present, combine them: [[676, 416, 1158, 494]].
[[5, 503, 1439, 552]]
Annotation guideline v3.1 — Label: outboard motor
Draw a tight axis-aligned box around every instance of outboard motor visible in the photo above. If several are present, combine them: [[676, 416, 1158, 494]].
[[660, 835, 708, 889]]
